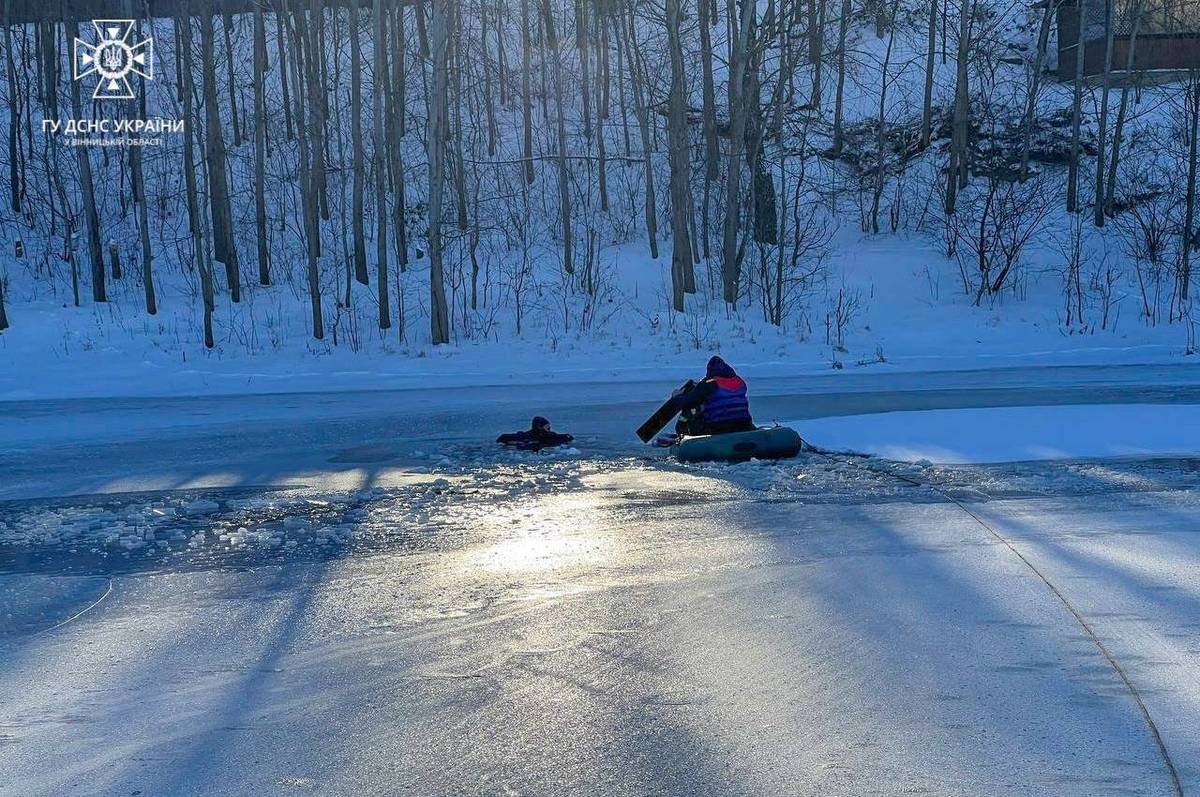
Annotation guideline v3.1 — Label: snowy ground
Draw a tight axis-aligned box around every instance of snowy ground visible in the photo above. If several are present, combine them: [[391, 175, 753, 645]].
[[2, 232, 1195, 403], [2, 365, 1199, 795]]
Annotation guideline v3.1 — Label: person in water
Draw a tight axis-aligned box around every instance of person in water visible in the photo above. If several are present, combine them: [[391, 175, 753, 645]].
[[497, 416, 575, 451], [669, 356, 756, 437]]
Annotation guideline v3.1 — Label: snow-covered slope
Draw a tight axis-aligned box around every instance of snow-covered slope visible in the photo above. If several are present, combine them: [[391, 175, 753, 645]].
[[0, 0, 1197, 400]]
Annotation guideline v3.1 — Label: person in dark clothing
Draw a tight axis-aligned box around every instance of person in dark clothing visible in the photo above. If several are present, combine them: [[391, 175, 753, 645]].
[[669, 356, 756, 437], [497, 416, 575, 451]]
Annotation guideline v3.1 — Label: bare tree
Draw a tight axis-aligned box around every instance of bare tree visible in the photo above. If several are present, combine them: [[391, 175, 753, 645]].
[[699, 0, 719, 257], [621, 9, 659, 259], [544, 0, 573, 274], [1179, 76, 1200, 311], [127, 10, 156, 315], [0, 267, 8, 332], [178, 3, 215, 347], [1067, 0, 1086, 212], [952, 175, 1053, 303], [723, 0, 755, 303], [920, 0, 938, 147], [520, 0, 535, 184], [275, 9, 294, 140], [871, 0, 904, 234], [810, 0, 826, 108], [4, 2, 22, 214], [375, 0, 392, 329], [428, 0, 452, 344], [666, 0, 694, 310], [831, 0, 851, 155], [390, 3, 410, 278], [200, 12, 241, 302], [65, 22, 106, 303], [350, 0, 368, 285], [253, 5, 271, 285], [1093, 0, 1117, 225], [1104, 0, 1143, 216], [945, 0, 973, 214], [289, 0, 324, 339], [1019, 0, 1059, 180]]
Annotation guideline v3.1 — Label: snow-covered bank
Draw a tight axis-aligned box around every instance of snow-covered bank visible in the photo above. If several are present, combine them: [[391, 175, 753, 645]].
[[798, 403, 1200, 463], [2, 232, 1195, 402]]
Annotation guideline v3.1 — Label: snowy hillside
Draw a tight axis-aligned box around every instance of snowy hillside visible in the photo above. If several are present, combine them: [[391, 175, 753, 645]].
[[0, 0, 1198, 399]]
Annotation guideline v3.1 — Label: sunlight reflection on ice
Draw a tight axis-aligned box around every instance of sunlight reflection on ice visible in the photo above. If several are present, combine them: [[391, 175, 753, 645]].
[[469, 491, 614, 574]]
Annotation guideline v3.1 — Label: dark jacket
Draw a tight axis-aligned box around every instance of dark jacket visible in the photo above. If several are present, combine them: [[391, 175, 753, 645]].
[[670, 357, 755, 435], [496, 427, 575, 451]]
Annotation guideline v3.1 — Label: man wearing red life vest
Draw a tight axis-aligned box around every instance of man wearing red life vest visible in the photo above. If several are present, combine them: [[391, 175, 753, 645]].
[[668, 355, 757, 437]]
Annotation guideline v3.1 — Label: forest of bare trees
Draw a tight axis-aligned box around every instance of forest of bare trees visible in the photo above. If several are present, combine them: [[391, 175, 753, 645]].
[[0, 0, 1198, 352]]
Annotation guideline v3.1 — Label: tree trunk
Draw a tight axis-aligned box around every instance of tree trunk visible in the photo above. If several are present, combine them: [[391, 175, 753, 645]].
[[520, 0, 535, 184], [482, 2, 498, 155], [622, 11, 659, 259], [920, 0, 938, 147], [699, 0, 718, 257], [375, 0, 392, 328], [1094, 0, 1117, 226], [67, 22, 105, 303], [1019, 0, 1056, 179], [722, 0, 754, 303], [808, 0, 821, 61], [546, 0, 573, 273], [427, 0, 452, 344], [666, 0, 694, 310], [745, 25, 776, 246], [1067, 0, 1086, 212], [944, 0, 972, 214], [1105, 0, 1142, 216], [290, 1, 324, 339], [308, 1, 330, 225], [390, 6, 409, 272], [200, 12, 240, 302], [576, 0, 591, 141], [4, 5, 21, 214], [275, 9, 294, 139], [452, 9, 469, 233], [1181, 79, 1199, 308], [254, 6, 271, 285], [222, 12, 241, 147], [40, 22, 57, 120], [177, 9, 200, 238], [179, 3, 213, 346], [872, 0, 901, 234], [596, 6, 609, 212], [132, 20, 155, 314], [350, 0, 368, 284], [810, 0, 825, 108], [0, 266, 8, 331], [831, 0, 851, 155]]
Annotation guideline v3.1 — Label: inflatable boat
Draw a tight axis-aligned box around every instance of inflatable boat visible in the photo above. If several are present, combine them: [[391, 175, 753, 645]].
[[670, 426, 803, 463]]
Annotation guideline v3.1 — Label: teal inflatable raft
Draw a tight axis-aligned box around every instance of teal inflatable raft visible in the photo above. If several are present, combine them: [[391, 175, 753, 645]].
[[671, 426, 803, 463]]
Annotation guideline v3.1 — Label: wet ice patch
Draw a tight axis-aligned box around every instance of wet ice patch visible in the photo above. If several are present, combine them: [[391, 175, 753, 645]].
[[793, 404, 1200, 464], [0, 454, 616, 573]]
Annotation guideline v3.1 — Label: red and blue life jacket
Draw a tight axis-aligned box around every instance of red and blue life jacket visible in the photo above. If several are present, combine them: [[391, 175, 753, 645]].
[[701, 376, 752, 425]]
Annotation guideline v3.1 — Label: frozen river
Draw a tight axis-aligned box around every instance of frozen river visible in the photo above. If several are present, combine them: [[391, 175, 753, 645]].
[[1, 364, 1198, 795]]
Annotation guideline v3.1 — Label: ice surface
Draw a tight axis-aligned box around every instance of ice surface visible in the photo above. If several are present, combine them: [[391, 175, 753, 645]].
[[2, 455, 1197, 795], [2, 372, 1199, 795], [796, 403, 1200, 464]]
